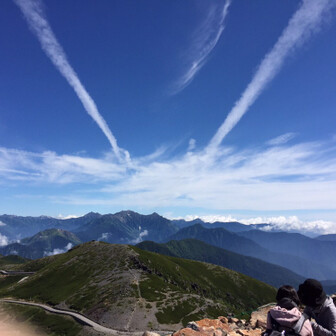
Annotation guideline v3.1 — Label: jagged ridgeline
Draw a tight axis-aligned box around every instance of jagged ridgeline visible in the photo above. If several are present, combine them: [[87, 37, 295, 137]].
[[0, 241, 276, 331]]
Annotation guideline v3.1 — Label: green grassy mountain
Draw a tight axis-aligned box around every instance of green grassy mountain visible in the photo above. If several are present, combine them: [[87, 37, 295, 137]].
[[0, 241, 276, 331], [0, 229, 82, 259], [0, 255, 29, 267], [136, 239, 305, 288]]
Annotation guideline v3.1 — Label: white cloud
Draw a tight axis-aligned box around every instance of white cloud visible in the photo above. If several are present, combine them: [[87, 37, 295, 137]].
[[44, 243, 73, 256], [173, 214, 336, 236], [208, 0, 336, 151], [1, 139, 336, 228], [177, 214, 244, 224], [57, 214, 81, 220], [0, 147, 126, 184], [131, 229, 149, 244], [97, 232, 111, 241], [0, 234, 8, 246], [267, 133, 297, 146], [13, 0, 126, 161], [241, 216, 336, 236], [0, 221, 6, 227], [188, 139, 196, 151], [172, 0, 231, 94]]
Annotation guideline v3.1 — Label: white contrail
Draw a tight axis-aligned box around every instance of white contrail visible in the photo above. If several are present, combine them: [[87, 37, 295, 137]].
[[208, 0, 335, 151], [13, 0, 123, 161], [173, 0, 231, 94]]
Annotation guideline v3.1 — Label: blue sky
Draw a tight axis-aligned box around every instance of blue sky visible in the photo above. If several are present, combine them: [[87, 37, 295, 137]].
[[1, 0, 336, 233]]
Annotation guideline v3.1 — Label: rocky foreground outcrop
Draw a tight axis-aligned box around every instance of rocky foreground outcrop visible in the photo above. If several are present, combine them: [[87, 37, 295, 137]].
[[143, 303, 275, 336]]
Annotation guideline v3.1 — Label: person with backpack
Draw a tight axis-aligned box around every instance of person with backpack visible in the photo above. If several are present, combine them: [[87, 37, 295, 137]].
[[266, 285, 313, 336], [298, 279, 336, 336]]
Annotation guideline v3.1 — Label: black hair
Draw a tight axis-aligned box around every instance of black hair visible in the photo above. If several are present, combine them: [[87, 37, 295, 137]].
[[298, 279, 326, 308], [276, 285, 301, 308]]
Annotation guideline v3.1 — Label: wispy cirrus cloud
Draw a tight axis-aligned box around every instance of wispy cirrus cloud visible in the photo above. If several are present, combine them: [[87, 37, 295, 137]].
[[171, 0, 231, 94], [0, 147, 126, 184], [13, 0, 127, 161], [208, 0, 336, 151], [267, 132, 297, 146], [2, 137, 336, 214]]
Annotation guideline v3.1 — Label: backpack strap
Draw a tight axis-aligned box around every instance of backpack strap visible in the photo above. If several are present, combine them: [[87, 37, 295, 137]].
[[292, 313, 309, 334], [268, 312, 281, 331]]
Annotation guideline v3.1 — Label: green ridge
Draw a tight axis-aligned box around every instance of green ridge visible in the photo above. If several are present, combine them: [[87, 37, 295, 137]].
[[0, 241, 276, 330]]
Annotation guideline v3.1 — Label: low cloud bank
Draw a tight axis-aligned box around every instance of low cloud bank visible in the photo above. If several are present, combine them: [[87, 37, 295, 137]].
[[179, 214, 336, 236], [0, 234, 8, 246], [97, 232, 111, 241], [44, 243, 73, 256], [131, 229, 149, 244]]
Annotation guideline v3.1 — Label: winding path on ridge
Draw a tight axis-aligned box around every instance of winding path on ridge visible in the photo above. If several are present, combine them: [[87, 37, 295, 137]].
[[0, 299, 173, 335]]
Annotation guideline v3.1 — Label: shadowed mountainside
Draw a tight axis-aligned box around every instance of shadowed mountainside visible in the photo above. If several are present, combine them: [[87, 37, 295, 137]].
[[76, 210, 179, 243], [237, 230, 336, 274], [136, 239, 305, 289], [167, 224, 336, 280], [0, 229, 81, 259]]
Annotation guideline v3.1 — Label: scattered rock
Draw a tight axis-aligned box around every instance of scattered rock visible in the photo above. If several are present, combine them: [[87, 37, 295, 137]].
[[173, 326, 223, 336], [219, 316, 228, 324], [228, 331, 241, 336], [143, 331, 161, 336], [236, 328, 263, 336], [229, 318, 239, 324], [169, 304, 272, 336], [186, 322, 200, 332], [196, 318, 231, 333], [250, 303, 275, 329]]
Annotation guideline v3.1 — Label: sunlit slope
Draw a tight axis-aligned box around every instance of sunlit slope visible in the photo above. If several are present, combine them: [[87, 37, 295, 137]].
[[0, 241, 276, 330]]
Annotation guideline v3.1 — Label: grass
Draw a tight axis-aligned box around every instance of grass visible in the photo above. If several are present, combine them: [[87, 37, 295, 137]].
[[156, 300, 196, 324], [0, 242, 276, 330], [132, 247, 275, 312]]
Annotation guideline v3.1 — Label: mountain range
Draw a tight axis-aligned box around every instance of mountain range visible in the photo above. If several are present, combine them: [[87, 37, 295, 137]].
[[0, 210, 335, 284], [166, 224, 336, 280]]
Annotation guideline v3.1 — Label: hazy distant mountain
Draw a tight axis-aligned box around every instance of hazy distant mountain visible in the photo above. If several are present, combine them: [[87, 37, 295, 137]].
[[0, 229, 81, 259], [76, 210, 179, 243], [203, 221, 260, 232], [137, 239, 305, 288], [237, 230, 336, 273], [166, 224, 283, 260], [167, 224, 336, 280], [0, 241, 275, 330], [320, 280, 336, 294], [171, 218, 205, 229], [0, 212, 101, 241], [315, 234, 336, 242], [171, 218, 266, 232]]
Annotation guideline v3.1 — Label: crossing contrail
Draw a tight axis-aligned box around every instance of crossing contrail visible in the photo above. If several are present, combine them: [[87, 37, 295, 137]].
[[14, 0, 123, 161], [208, 0, 335, 151]]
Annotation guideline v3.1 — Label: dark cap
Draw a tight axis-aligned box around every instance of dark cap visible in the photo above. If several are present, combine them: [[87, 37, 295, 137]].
[[298, 279, 326, 307]]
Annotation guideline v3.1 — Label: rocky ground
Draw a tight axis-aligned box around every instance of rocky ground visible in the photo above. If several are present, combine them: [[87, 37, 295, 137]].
[[145, 294, 336, 336], [142, 303, 275, 336]]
